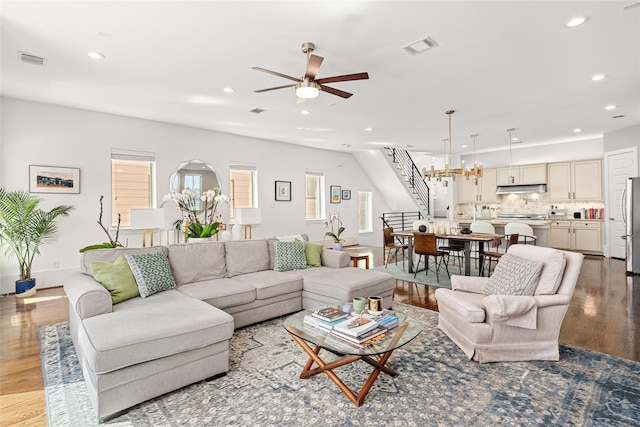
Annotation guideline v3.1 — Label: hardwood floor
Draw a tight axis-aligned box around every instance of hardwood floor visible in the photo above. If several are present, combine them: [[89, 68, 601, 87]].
[[1, 248, 638, 426]]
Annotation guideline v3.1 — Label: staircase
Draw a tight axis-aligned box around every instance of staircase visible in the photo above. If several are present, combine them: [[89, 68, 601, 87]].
[[383, 147, 430, 217]]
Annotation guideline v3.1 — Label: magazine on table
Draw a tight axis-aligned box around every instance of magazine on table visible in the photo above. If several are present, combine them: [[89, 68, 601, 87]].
[[303, 314, 346, 332], [311, 307, 350, 322], [333, 316, 379, 337], [329, 325, 388, 346]]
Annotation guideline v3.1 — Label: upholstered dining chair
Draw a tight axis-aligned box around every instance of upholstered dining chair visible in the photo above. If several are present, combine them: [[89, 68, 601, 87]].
[[383, 227, 408, 271], [480, 233, 519, 276], [413, 232, 450, 282], [435, 244, 584, 363], [505, 222, 537, 245]]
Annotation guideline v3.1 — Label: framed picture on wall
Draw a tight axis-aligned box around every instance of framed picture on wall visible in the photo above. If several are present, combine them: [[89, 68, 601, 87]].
[[29, 165, 80, 194], [342, 190, 351, 200], [275, 180, 291, 201], [330, 185, 341, 204]]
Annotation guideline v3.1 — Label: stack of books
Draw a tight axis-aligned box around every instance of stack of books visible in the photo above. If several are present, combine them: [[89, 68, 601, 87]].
[[362, 310, 399, 330], [329, 316, 388, 346], [303, 307, 350, 332]]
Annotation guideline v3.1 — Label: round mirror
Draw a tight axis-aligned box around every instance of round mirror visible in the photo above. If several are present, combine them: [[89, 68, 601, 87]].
[[169, 159, 220, 212]]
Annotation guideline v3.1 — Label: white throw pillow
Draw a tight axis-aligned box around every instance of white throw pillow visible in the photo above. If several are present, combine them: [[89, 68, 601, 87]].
[[484, 254, 543, 296], [276, 234, 306, 243]]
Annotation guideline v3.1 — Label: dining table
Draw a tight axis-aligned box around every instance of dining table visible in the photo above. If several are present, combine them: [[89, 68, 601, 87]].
[[390, 230, 503, 276]]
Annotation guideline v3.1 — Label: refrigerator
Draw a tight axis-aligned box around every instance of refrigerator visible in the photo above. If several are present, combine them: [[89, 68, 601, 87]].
[[623, 177, 640, 274]]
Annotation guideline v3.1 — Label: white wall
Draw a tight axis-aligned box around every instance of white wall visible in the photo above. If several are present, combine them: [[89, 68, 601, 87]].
[[604, 124, 640, 165], [0, 97, 392, 293]]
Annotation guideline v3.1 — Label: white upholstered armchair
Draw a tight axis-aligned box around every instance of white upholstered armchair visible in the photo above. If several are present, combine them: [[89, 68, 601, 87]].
[[435, 245, 584, 363]]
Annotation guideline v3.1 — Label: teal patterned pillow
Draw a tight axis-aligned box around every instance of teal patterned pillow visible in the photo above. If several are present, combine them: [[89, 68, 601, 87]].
[[124, 251, 177, 298], [273, 240, 307, 272]]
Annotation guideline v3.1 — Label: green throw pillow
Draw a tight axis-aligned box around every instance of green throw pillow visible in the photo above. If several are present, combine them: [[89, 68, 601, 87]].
[[305, 242, 324, 267], [91, 255, 140, 304], [274, 240, 307, 272], [124, 251, 177, 298]]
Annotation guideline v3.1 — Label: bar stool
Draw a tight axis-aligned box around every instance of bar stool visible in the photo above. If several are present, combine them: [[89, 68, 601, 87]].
[[470, 221, 496, 270], [505, 223, 537, 245], [481, 233, 519, 276]]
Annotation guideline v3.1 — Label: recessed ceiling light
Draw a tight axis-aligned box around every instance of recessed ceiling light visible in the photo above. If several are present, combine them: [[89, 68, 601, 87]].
[[364, 127, 373, 132], [566, 16, 589, 28], [511, 137, 521, 142], [223, 87, 234, 93], [573, 128, 582, 133], [462, 144, 468, 148], [591, 74, 606, 81], [301, 110, 310, 115], [605, 105, 617, 110], [87, 51, 105, 60]]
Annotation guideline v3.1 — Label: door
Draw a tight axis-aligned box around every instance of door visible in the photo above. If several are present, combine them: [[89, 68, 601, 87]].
[[605, 147, 638, 259]]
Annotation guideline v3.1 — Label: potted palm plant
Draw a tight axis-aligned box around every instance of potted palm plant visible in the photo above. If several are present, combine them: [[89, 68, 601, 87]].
[[0, 188, 73, 297]]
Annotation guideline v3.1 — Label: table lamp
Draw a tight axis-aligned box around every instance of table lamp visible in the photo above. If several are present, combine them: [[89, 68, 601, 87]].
[[234, 208, 262, 239], [130, 208, 165, 247]]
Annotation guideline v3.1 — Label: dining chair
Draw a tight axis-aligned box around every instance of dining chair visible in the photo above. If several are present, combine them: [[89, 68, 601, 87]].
[[469, 221, 496, 269], [383, 227, 409, 271], [439, 238, 464, 275], [413, 232, 450, 283], [481, 233, 520, 276], [505, 223, 537, 245]]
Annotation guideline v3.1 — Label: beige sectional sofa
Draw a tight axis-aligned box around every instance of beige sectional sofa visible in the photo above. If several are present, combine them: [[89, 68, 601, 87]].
[[64, 237, 394, 421]]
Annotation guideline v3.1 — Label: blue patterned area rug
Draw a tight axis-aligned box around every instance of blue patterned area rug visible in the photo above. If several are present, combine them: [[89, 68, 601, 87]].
[[40, 303, 640, 426]]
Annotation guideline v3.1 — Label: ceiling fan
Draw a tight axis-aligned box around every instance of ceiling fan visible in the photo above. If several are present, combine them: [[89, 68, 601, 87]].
[[252, 42, 369, 100]]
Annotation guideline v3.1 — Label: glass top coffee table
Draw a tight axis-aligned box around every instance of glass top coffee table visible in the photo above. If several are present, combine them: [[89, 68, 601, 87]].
[[283, 308, 422, 407]]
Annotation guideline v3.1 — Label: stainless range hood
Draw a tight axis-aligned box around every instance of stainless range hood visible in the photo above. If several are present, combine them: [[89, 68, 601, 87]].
[[496, 184, 547, 194]]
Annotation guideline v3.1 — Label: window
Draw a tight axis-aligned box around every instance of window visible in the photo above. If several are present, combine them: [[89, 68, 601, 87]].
[[359, 191, 373, 233], [305, 172, 325, 220], [230, 164, 258, 222], [111, 149, 155, 227]]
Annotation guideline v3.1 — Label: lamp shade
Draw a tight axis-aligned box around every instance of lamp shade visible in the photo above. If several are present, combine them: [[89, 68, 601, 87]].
[[130, 208, 165, 229], [235, 208, 262, 225]]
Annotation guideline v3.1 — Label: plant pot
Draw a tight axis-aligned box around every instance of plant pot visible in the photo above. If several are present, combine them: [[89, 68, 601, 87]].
[[188, 237, 213, 244], [16, 278, 36, 298], [333, 243, 343, 251]]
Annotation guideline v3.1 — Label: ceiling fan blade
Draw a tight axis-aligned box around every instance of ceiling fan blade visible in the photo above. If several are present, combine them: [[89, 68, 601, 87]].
[[254, 83, 297, 93], [316, 72, 369, 85], [251, 67, 301, 83], [305, 54, 324, 80], [319, 84, 353, 99]]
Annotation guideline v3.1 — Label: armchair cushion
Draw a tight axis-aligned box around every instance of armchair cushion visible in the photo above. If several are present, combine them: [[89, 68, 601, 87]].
[[483, 295, 537, 329], [508, 245, 566, 295], [484, 254, 542, 296]]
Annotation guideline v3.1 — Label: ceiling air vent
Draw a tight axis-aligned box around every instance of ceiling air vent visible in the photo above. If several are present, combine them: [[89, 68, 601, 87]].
[[19, 51, 47, 66], [402, 37, 439, 55], [249, 108, 266, 114]]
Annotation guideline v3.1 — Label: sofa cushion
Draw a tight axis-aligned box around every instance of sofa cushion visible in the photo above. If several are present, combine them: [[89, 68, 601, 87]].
[[296, 267, 394, 302], [168, 242, 227, 285], [435, 288, 486, 323], [305, 243, 324, 267], [224, 240, 270, 277], [177, 278, 256, 309], [484, 254, 543, 296], [78, 290, 234, 374], [80, 246, 169, 277], [124, 251, 177, 298], [90, 255, 140, 304], [508, 245, 567, 295], [274, 240, 307, 272], [232, 270, 304, 300]]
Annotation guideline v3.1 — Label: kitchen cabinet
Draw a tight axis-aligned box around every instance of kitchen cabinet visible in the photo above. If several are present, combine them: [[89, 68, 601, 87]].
[[457, 168, 497, 203], [547, 160, 602, 201], [497, 163, 547, 186], [549, 220, 602, 253]]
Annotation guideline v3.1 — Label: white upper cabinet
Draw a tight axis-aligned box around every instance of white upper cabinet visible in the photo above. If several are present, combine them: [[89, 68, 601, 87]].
[[457, 168, 497, 203], [497, 163, 547, 186], [548, 160, 602, 201]]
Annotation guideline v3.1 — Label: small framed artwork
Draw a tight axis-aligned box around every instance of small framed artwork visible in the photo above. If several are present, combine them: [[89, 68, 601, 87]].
[[330, 185, 341, 204], [29, 165, 80, 194], [275, 180, 291, 201], [342, 190, 351, 200]]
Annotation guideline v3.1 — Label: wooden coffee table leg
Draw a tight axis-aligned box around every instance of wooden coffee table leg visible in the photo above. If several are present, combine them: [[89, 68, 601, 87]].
[[287, 322, 409, 407]]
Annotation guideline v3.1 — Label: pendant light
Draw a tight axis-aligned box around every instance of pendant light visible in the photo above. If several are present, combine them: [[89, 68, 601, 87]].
[[507, 128, 516, 184]]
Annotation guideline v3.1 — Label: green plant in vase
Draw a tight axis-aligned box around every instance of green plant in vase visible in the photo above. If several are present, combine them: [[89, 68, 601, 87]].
[[0, 188, 73, 297], [324, 213, 345, 250]]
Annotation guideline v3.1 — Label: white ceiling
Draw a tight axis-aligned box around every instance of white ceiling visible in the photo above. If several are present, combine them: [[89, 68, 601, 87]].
[[1, 1, 639, 156]]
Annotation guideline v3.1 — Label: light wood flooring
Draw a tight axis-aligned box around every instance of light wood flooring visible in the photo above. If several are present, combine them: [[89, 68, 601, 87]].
[[1, 248, 638, 426]]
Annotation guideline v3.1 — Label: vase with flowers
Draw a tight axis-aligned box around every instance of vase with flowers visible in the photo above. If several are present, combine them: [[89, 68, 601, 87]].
[[324, 213, 345, 251], [162, 187, 229, 241]]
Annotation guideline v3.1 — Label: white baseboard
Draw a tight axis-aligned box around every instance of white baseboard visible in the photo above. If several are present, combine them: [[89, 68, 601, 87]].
[[1, 267, 77, 295]]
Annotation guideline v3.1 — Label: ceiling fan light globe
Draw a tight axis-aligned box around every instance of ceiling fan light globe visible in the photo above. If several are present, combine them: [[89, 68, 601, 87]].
[[295, 82, 320, 99]]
